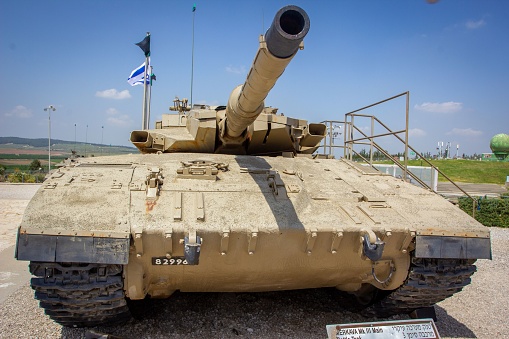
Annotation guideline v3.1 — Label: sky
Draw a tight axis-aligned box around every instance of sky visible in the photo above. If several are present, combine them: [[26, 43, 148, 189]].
[[1, 0, 508, 156]]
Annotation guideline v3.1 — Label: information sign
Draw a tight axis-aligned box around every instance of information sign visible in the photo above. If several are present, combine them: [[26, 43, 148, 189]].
[[326, 318, 440, 339]]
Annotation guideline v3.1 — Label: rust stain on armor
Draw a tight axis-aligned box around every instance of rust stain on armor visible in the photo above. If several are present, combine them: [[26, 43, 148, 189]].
[[146, 200, 157, 212]]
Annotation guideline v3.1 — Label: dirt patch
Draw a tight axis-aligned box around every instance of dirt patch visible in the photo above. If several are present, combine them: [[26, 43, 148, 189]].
[[0, 159, 37, 166], [0, 148, 65, 155], [0, 159, 55, 167]]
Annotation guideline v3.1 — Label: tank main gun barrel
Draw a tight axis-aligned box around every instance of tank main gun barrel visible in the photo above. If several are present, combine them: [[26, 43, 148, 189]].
[[220, 5, 310, 142]]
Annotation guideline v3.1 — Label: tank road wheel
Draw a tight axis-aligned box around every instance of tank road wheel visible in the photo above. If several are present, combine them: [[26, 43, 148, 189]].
[[348, 257, 476, 318], [29, 262, 131, 327]]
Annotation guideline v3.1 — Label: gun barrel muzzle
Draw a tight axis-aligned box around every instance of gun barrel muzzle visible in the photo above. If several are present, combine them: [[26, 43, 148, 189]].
[[265, 5, 310, 58], [223, 5, 310, 141]]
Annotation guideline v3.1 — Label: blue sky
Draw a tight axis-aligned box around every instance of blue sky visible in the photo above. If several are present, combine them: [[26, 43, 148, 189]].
[[1, 0, 508, 156]]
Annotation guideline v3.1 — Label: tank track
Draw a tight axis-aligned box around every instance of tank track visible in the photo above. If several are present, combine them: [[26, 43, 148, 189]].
[[362, 257, 476, 318], [29, 262, 131, 327]]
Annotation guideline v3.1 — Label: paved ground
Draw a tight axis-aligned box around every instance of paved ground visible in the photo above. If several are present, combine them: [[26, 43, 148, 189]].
[[0, 184, 40, 303], [436, 182, 507, 198]]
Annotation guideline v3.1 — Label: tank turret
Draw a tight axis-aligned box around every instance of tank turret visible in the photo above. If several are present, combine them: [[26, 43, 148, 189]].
[[130, 5, 326, 155]]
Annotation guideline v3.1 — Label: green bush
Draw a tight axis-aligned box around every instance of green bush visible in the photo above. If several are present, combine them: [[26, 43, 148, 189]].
[[28, 159, 42, 171], [35, 173, 46, 182], [6, 169, 36, 183], [458, 196, 509, 227]]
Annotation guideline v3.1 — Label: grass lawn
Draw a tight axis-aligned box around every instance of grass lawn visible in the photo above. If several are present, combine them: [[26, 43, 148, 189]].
[[376, 159, 509, 185]]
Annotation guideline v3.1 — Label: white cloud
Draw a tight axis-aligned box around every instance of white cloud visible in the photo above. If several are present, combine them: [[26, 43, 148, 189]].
[[107, 116, 133, 127], [106, 108, 120, 115], [409, 128, 426, 137], [446, 128, 482, 137], [108, 118, 129, 127], [414, 102, 462, 114], [103, 107, 132, 126], [356, 126, 371, 134], [96, 88, 131, 100], [466, 19, 486, 30], [5, 105, 33, 118], [225, 65, 246, 75]]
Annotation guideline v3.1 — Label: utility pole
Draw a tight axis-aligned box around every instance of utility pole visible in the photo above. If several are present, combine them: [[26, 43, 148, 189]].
[[43, 105, 56, 172]]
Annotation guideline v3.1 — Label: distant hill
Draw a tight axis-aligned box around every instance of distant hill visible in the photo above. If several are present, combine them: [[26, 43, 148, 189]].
[[0, 137, 73, 148], [0, 137, 134, 150]]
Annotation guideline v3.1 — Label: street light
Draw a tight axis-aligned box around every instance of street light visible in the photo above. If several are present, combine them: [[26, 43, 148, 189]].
[[43, 105, 56, 172], [101, 126, 104, 155], [74, 123, 77, 152], [85, 124, 88, 157]]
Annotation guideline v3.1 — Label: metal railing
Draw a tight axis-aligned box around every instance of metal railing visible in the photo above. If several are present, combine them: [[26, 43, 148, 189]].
[[318, 91, 477, 216]]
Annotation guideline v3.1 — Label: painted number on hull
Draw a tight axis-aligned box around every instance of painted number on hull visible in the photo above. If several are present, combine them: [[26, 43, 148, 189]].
[[152, 257, 188, 265]]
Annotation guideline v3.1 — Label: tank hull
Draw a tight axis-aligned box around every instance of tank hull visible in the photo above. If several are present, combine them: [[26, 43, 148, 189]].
[[17, 153, 490, 302]]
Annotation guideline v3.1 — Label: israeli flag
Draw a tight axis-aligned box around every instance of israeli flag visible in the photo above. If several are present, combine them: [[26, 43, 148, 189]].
[[127, 59, 150, 86]]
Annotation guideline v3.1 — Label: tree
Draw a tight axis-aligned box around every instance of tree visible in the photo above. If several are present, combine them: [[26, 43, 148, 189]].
[[28, 159, 42, 171]]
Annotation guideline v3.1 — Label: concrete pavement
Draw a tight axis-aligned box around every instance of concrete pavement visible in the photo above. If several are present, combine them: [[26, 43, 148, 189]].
[[0, 246, 31, 304], [0, 184, 40, 304], [436, 182, 508, 198]]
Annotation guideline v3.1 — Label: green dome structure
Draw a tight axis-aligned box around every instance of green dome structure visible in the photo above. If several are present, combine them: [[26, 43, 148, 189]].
[[490, 133, 509, 153], [489, 133, 509, 160]]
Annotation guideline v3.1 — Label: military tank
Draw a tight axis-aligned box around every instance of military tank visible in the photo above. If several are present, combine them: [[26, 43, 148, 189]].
[[16, 5, 491, 328]]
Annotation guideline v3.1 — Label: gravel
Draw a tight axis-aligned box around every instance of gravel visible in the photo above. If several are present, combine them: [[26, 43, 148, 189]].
[[0, 185, 507, 338]]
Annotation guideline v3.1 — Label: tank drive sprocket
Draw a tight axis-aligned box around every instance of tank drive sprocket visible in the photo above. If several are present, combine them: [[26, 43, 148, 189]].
[[29, 262, 131, 327], [360, 257, 476, 318]]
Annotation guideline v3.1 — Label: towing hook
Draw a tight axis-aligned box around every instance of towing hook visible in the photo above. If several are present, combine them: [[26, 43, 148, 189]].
[[184, 235, 202, 265], [362, 234, 385, 261]]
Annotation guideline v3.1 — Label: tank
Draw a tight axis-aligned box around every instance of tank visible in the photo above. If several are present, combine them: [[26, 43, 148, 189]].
[[16, 5, 491, 328]]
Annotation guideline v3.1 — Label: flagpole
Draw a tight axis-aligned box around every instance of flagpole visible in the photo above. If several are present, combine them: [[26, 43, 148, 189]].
[[191, 4, 196, 107], [147, 65, 153, 128], [142, 32, 150, 130], [142, 56, 148, 129]]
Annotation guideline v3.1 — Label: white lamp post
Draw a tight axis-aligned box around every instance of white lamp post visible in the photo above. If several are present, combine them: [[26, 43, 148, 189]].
[[43, 105, 56, 172], [85, 124, 88, 157], [74, 123, 77, 152], [101, 126, 104, 155]]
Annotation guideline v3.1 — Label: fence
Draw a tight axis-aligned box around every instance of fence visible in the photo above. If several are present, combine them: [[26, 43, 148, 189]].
[[0, 169, 47, 183], [363, 164, 439, 192]]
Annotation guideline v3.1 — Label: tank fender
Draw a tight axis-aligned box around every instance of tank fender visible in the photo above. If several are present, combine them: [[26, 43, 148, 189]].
[[16, 228, 129, 264], [415, 235, 491, 259]]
